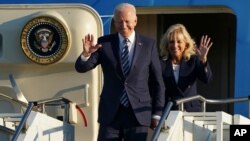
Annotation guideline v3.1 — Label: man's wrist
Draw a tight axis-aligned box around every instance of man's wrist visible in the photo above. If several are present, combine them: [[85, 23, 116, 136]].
[[82, 51, 91, 57], [81, 54, 90, 61], [152, 115, 161, 120]]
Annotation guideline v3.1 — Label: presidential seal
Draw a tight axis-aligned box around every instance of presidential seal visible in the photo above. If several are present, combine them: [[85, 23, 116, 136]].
[[20, 16, 70, 65]]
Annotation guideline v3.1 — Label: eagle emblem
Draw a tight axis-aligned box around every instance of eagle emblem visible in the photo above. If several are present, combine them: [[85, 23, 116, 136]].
[[34, 28, 56, 53], [20, 16, 70, 65]]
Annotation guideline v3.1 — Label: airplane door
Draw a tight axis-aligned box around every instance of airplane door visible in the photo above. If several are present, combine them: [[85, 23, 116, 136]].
[[0, 4, 103, 141]]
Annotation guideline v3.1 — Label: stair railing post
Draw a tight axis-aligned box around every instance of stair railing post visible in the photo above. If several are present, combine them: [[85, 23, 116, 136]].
[[151, 102, 173, 141], [11, 102, 34, 141]]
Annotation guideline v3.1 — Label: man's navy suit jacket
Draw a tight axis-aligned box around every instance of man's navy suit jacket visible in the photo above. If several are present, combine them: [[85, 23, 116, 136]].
[[75, 33, 165, 126]]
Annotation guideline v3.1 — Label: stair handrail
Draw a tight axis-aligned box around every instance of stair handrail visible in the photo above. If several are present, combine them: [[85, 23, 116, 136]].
[[11, 102, 34, 141], [151, 95, 250, 141], [0, 93, 28, 108], [151, 101, 173, 141], [176, 94, 250, 117], [11, 97, 71, 141], [34, 97, 71, 123]]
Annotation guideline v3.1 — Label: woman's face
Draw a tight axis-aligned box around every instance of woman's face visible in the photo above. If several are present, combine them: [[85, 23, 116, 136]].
[[168, 33, 187, 59]]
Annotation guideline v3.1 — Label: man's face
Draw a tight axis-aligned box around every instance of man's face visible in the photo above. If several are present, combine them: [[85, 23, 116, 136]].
[[114, 9, 137, 38]]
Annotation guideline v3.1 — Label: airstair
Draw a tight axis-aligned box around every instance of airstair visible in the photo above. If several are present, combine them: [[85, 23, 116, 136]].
[[151, 95, 250, 141], [1, 74, 250, 141], [0, 97, 75, 141], [0, 75, 76, 141]]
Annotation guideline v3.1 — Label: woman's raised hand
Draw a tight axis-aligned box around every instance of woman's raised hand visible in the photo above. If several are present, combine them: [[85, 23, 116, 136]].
[[196, 35, 213, 63]]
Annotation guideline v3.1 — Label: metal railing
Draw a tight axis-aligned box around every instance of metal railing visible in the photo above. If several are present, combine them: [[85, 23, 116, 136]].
[[151, 102, 173, 141], [176, 94, 250, 117], [11, 102, 34, 141], [151, 94, 250, 141], [11, 97, 71, 141], [0, 93, 28, 108]]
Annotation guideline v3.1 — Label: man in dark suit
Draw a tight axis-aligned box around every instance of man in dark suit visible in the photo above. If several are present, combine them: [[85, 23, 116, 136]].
[[75, 3, 165, 141]]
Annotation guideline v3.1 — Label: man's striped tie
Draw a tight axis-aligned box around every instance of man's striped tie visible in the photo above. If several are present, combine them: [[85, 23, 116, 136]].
[[120, 38, 130, 107]]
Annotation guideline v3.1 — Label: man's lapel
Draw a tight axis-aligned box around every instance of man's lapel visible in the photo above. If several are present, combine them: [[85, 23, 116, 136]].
[[110, 34, 125, 78], [129, 34, 143, 75]]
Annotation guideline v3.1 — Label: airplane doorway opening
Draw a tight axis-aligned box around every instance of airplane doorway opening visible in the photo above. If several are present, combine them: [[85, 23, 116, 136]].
[[111, 6, 236, 114]]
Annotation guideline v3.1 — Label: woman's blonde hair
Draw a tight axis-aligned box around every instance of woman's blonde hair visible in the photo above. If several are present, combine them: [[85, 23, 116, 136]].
[[159, 23, 196, 60]]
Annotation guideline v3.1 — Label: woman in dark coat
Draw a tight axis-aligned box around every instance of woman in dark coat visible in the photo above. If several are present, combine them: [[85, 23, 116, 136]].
[[159, 23, 213, 112]]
